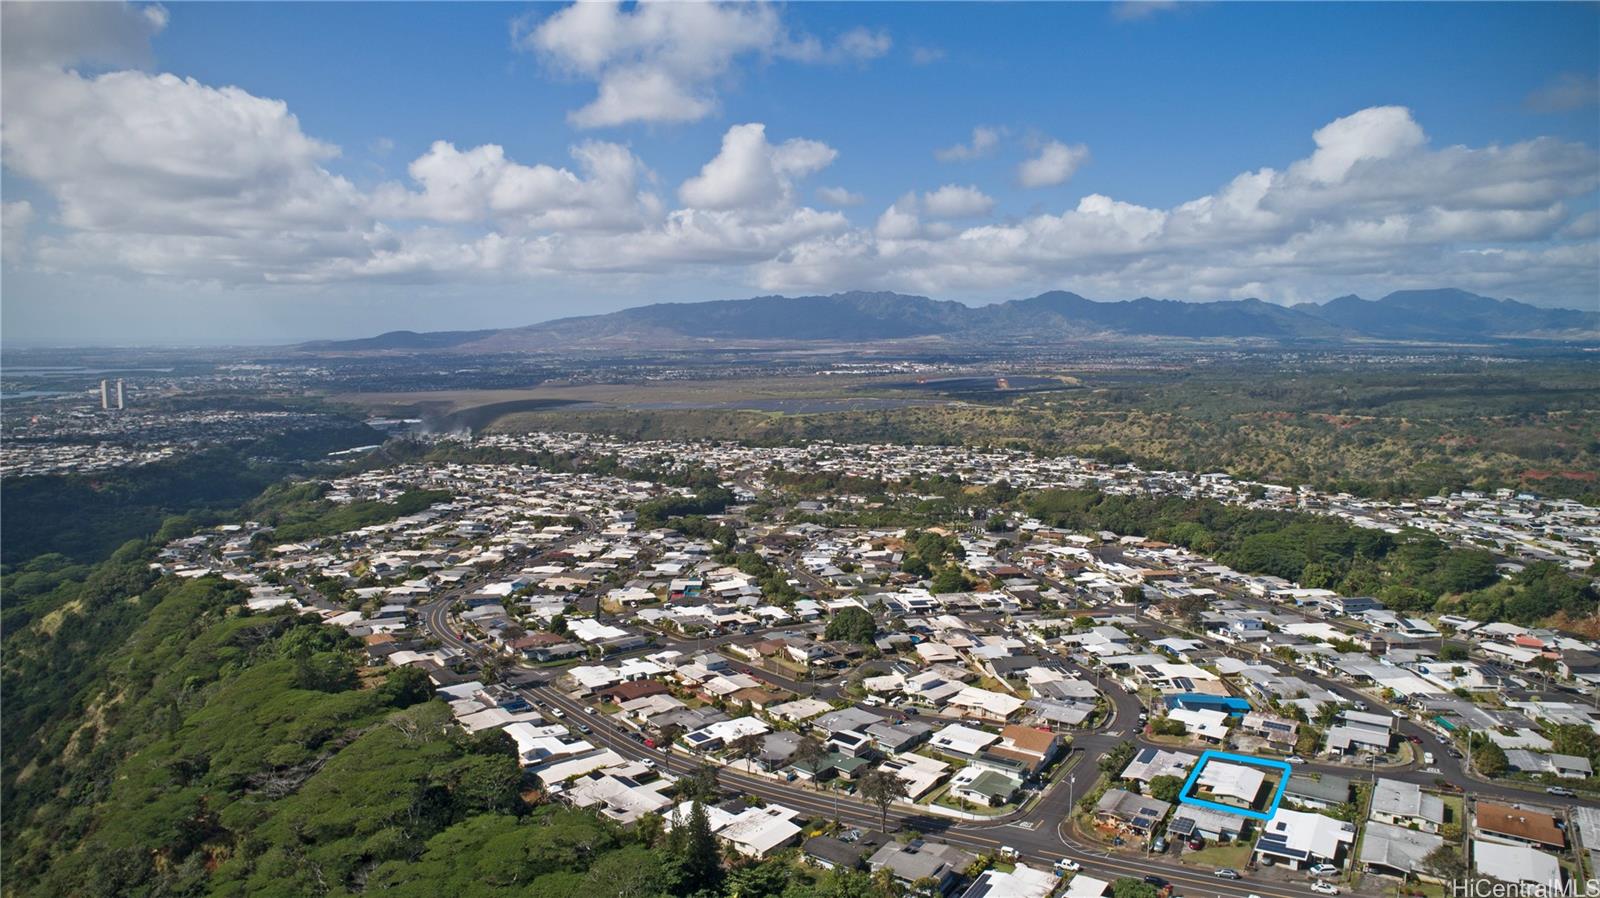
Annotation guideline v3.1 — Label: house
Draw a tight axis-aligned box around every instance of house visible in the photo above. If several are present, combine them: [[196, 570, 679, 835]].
[[1325, 723, 1394, 755], [1167, 803, 1250, 843], [1165, 693, 1251, 716], [1119, 747, 1197, 786], [1369, 778, 1445, 833], [928, 723, 1000, 757], [1505, 749, 1596, 780], [667, 801, 803, 858], [957, 863, 1057, 898], [803, 830, 889, 871], [1252, 809, 1356, 869], [988, 725, 1060, 775], [1474, 802, 1566, 849], [868, 839, 976, 895], [1284, 772, 1353, 811], [1472, 840, 1564, 895], [949, 766, 1023, 807], [1240, 712, 1299, 746], [1093, 789, 1172, 835], [1359, 822, 1444, 881]]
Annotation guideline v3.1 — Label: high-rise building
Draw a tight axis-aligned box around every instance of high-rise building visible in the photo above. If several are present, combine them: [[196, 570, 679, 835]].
[[99, 379, 110, 410], [115, 379, 125, 410]]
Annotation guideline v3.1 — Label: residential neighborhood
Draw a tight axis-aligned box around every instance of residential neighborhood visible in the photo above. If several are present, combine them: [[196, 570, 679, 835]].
[[148, 431, 1600, 897]]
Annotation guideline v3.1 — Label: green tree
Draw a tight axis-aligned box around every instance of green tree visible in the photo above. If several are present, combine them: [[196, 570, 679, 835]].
[[825, 606, 878, 644], [1473, 737, 1508, 777], [680, 800, 724, 895], [1148, 775, 1184, 803], [860, 769, 909, 834]]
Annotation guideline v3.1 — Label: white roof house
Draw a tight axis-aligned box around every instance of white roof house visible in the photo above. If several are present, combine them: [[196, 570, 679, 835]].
[[928, 723, 1000, 756], [1473, 840, 1563, 894]]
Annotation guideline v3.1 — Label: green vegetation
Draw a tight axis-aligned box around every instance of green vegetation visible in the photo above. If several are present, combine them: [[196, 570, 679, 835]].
[[489, 360, 1600, 503], [1, 419, 382, 567], [825, 606, 878, 644], [1021, 488, 1597, 626], [244, 481, 455, 542]]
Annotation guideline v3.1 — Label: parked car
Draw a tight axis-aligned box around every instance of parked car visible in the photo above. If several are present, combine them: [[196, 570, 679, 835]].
[[1213, 868, 1242, 880], [1185, 837, 1205, 850], [1310, 882, 1339, 894], [1285, 755, 1306, 764], [1152, 837, 1169, 853], [1309, 863, 1339, 876]]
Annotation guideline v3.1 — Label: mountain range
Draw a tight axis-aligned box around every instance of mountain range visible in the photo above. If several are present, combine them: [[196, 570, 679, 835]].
[[299, 288, 1599, 353]]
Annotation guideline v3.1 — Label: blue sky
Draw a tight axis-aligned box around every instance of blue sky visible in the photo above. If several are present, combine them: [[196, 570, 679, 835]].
[[2, 1, 1597, 344]]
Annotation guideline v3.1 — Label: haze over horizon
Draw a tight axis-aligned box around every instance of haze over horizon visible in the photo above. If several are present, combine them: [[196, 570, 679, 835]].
[[2, 0, 1598, 344]]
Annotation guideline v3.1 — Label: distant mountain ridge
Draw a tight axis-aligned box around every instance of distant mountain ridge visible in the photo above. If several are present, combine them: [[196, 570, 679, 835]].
[[299, 287, 1599, 352]]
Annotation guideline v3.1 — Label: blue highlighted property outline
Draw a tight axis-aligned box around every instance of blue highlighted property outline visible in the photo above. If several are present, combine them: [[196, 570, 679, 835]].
[[1176, 750, 1292, 822]]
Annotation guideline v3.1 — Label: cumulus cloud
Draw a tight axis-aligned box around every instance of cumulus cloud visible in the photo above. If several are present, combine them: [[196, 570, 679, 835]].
[[1017, 140, 1090, 187], [1, 9, 1593, 314], [935, 126, 1002, 162], [515, 2, 889, 128], [678, 123, 835, 212], [920, 185, 995, 219], [372, 139, 658, 230]]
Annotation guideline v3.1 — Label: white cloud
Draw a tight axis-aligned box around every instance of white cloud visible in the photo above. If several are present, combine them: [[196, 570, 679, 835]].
[[1, 0, 167, 72], [678, 123, 835, 212], [1294, 105, 1424, 184], [2, 67, 364, 239], [921, 185, 994, 219], [373, 139, 657, 230], [910, 46, 946, 65], [935, 126, 1002, 162], [3, 200, 35, 260], [1017, 140, 1090, 187], [515, 2, 889, 128], [3, 8, 1594, 325], [817, 186, 865, 207]]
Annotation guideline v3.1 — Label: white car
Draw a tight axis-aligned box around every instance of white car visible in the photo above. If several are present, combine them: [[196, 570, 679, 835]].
[[1308, 863, 1339, 876], [1310, 882, 1340, 894], [1053, 859, 1081, 874], [1286, 755, 1307, 764]]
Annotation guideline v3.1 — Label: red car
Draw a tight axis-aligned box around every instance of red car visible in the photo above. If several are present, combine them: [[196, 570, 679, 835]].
[[1406, 735, 1422, 744]]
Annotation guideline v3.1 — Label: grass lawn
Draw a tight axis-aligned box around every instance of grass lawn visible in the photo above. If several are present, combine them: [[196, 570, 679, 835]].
[[1177, 841, 1252, 870]]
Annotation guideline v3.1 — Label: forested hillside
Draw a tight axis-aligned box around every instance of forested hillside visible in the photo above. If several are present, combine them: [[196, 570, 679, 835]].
[[0, 568, 902, 898]]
